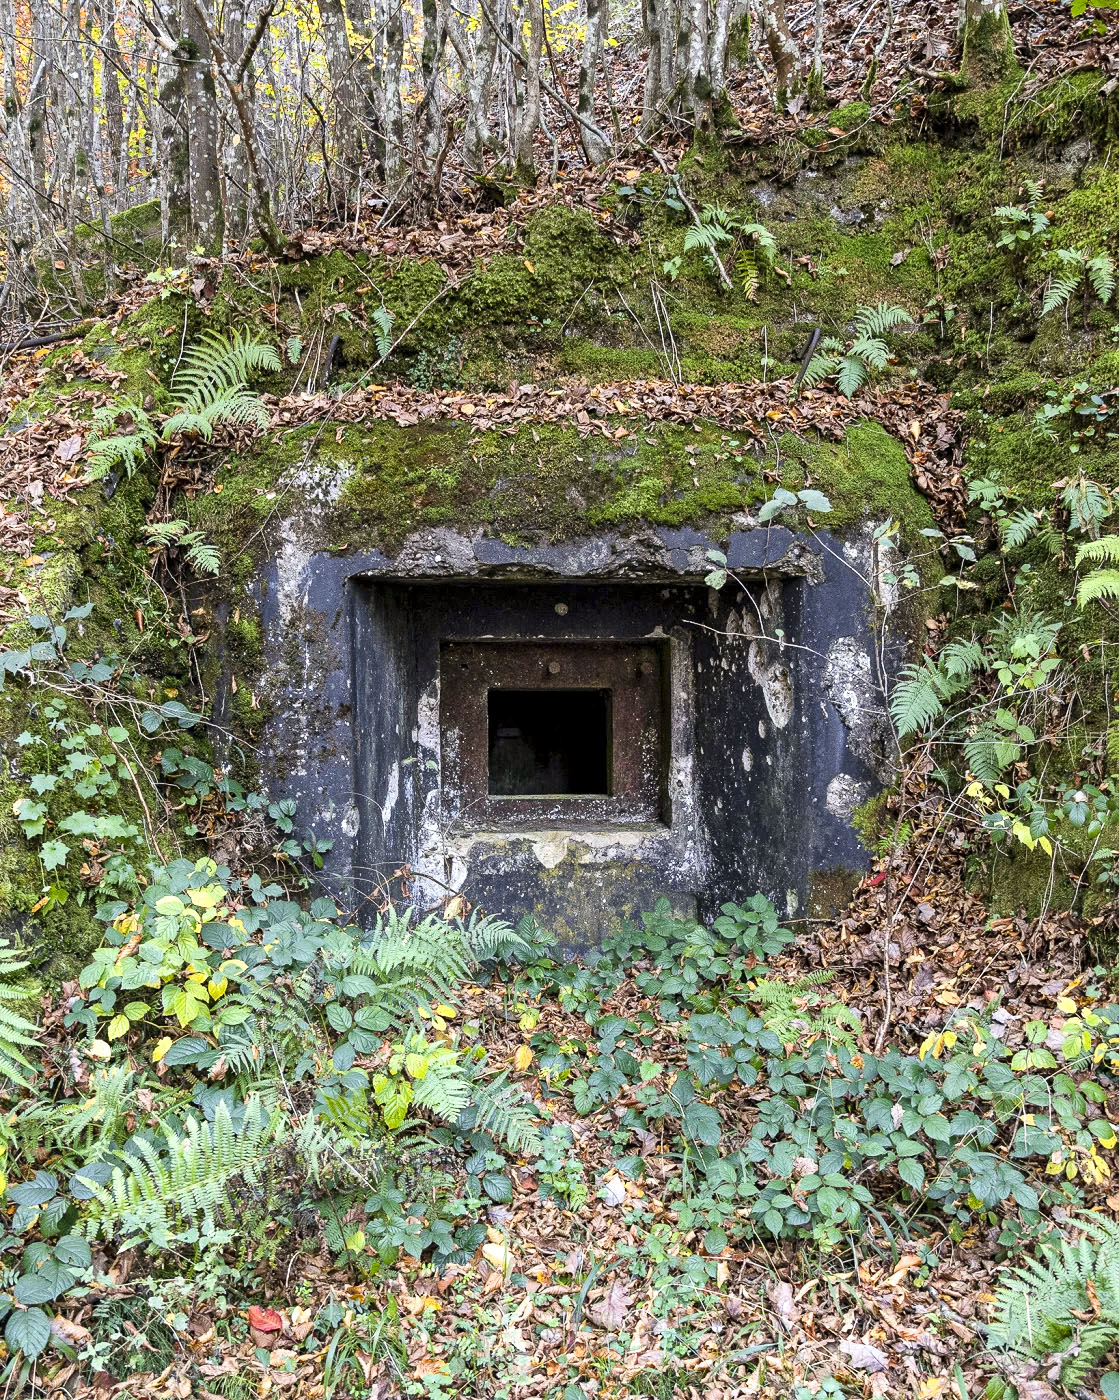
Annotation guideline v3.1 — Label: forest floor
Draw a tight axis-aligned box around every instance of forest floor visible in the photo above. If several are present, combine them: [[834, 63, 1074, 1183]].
[[41, 794, 1105, 1400]]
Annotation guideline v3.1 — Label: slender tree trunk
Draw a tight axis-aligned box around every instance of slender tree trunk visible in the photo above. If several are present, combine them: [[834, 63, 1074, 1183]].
[[684, 0, 711, 126], [183, 0, 223, 248], [381, 0, 406, 187], [641, 0, 664, 129], [417, 0, 446, 165], [320, 0, 363, 208], [158, 27, 192, 242], [708, 0, 736, 105], [578, 0, 609, 162], [513, 0, 543, 180], [447, 8, 496, 171], [758, 0, 799, 100]]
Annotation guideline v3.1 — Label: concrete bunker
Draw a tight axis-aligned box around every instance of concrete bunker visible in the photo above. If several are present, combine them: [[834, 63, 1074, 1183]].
[[250, 519, 899, 945]]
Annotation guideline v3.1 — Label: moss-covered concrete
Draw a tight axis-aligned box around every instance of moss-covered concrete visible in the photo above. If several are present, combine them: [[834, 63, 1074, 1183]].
[[5, 63, 1119, 966]]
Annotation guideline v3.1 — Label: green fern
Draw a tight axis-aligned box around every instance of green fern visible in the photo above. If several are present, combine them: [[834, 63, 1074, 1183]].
[[1076, 535, 1119, 607], [800, 303, 912, 398], [0, 940, 41, 1090], [86, 400, 158, 481], [169, 328, 281, 416], [344, 908, 530, 1024], [889, 661, 949, 738], [372, 306, 395, 360], [1002, 507, 1046, 549], [24, 1066, 138, 1152], [85, 331, 278, 481], [854, 301, 912, 339], [964, 723, 1021, 788], [990, 1213, 1119, 1387], [145, 520, 221, 577], [1042, 247, 1117, 316], [469, 1072, 543, 1154], [78, 1096, 284, 1248], [751, 973, 860, 1050]]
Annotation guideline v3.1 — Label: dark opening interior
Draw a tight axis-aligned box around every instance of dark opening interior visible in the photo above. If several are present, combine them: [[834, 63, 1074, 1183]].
[[488, 689, 611, 796]]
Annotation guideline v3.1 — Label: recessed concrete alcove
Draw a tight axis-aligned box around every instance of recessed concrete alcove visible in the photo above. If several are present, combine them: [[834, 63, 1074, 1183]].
[[242, 519, 898, 945]]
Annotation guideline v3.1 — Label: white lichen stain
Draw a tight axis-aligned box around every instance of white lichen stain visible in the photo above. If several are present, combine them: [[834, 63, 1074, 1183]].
[[826, 772, 870, 821]]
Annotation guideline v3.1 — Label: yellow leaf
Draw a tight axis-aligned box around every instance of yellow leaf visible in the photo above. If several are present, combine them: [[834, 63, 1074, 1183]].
[[106, 1014, 130, 1040], [153, 1036, 173, 1063], [207, 976, 227, 1000], [524, 259, 535, 273], [344, 1229, 366, 1252], [482, 1241, 512, 1275], [432, 1004, 457, 1019], [1057, 997, 1078, 1014], [513, 1044, 533, 1072], [405, 1052, 428, 1080], [88, 1039, 111, 1061]]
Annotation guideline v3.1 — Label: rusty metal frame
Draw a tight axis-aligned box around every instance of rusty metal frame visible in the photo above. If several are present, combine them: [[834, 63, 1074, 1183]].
[[440, 640, 667, 827]]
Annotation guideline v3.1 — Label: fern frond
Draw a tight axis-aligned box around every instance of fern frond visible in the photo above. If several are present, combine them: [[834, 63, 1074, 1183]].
[[1002, 508, 1045, 549], [184, 539, 221, 576], [751, 974, 859, 1050], [964, 724, 1019, 787], [799, 352, 840, 389], [468, 1072, 543, 1154], [1075, 536, 1119, 567], [939, 638, 985, 679], [1042, 274, 1080, 315], [849, 336, 889, 369], [372, 306, 395, 359], [0, 940, 41, 1089], [736, 249, 759, 299], [990, 1213, 1119, 1385], [170, 329, 280, 411], [1077, 569, 1119, 607], [836, 355, 868, 398], [80, 1096, 284, 1247], [1088, 253, 1116, 305], [735, 221, 777, 261], [854, 301, 912, 338], [890, 663, 944, 739], [86, 401, 158, 481]]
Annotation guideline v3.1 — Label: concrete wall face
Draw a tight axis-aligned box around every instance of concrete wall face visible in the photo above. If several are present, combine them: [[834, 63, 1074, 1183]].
[[247, 523, 896, 945]]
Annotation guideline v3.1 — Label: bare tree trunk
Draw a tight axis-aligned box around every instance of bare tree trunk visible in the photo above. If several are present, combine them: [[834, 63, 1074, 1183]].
[[513, 0, 543, 181], [960, 0, 1012, 84], [158, 27, 192, 242], [641, 0, 664, 129], [183, 0, 223, 248], [578, 0, 609, 162], [708, 0, 736, 103], [447, 6, 496, 171], [758, 0, 799, 100], [92, 0, 125, 182], [381, 0, 406, 187], [187, 0, 283, 251], [320, 0, 363, 209], [683, 0, 711, 126]]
